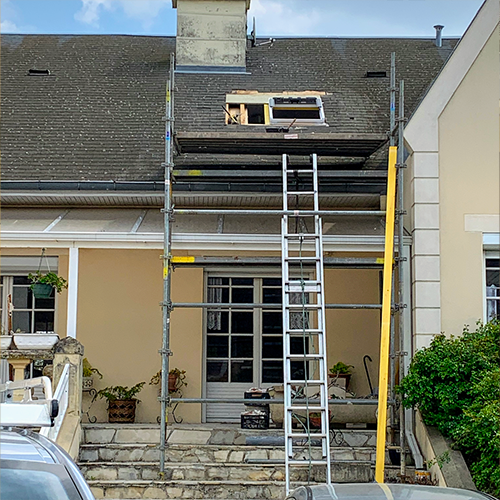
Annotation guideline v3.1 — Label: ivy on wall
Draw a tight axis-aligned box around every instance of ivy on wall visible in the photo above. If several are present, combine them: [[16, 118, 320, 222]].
[[398, 320, 500, 496]]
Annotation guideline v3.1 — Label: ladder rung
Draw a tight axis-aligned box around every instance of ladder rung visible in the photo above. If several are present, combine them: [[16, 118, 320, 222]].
[[285, 256, 321, 262], [287, 460, 329, 466], [286, 286, 321, 294], [286, 303, 322, 309], [287, 329, 322, 333], [287, 406, 327, 411], [286, 354, 324, 360], [284, 380, 324, 385], [285, 380, 325, 385], [286, 191, 316, 195], [284, 234, 320, 239], [289, 433, 328, 438], [286, 169, 314, 174]]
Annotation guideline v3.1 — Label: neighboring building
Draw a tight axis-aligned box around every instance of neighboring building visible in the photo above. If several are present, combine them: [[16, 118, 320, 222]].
[[404, 0, 499, 350], [1, 0, 488, 425]]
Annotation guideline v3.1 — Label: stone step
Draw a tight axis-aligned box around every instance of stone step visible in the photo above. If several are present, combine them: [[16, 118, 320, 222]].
[[88, 466, 413, 500], [80, 460, 373, 483], [81, 424, 377, 448], [88, 480, 287, 500], [79, 443, 376, 463]]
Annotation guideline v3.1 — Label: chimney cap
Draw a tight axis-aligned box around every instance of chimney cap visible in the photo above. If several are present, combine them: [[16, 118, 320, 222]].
[[434, 24, 445, 30], [172, 0, 251, 9]]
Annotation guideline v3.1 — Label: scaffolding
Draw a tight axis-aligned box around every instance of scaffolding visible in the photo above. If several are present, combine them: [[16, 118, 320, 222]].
[[159, 52, 409, 487]]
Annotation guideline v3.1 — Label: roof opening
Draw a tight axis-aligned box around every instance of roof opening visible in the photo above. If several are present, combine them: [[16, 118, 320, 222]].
[[28, 69, 51, 76], [366, 71, 387, 78]]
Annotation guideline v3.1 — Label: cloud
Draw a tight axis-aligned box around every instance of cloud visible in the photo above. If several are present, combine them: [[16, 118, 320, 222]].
[[1, 19, 21, 33], [75, 0, 169, 30], [248, 0, 322, 36]]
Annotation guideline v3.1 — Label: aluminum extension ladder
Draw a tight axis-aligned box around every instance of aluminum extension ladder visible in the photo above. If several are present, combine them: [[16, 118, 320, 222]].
[[281, 153, 331, 494]]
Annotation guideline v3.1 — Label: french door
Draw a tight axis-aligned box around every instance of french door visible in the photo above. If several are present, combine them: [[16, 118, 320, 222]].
[[204, 275, 308, 422]]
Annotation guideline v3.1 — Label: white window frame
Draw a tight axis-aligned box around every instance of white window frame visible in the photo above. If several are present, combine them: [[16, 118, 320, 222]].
[[0, 275, 58, 334], [484, 251, 500, 322], [269, 96, 326, 126]]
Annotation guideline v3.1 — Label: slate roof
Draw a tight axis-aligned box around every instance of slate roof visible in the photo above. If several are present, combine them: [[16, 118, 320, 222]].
[[0, 34, 458, 183]]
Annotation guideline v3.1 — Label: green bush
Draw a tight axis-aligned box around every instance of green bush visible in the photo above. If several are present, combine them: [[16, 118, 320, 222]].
[[398, 320, 500, 496]]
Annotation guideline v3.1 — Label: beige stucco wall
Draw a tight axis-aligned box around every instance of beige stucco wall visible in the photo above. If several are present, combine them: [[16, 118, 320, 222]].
[[438, 28, 500, 335], [325, 268, 381, 397], [77, 249, 203, 423]]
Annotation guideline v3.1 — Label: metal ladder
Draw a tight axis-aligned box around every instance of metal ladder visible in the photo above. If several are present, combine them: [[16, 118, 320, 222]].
[[281, 153, 331, 494]]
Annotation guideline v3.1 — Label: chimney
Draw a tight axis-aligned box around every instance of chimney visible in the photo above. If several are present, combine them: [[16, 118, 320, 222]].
[[172, 0, 251, 73], [434, 25, 444, 47]]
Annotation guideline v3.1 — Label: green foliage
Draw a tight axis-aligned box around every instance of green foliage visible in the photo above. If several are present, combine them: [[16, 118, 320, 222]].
[[97, 382, 145, 403], [82, 358, 103, 379], [28, 271, 68, 294], [150, 368, 187, 389], [398, 320, 500, 496], [329, 361, 353, 375]]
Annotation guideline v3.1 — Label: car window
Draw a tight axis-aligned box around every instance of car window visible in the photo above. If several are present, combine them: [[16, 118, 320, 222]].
[[0, 461, 82, 500]]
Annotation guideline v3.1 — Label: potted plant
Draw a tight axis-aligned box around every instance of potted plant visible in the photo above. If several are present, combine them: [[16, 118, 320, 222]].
[[150, 368, 187, 394], [329, 361, 354, 389], [0, 328, 12, 350], [97, 382, 145, 423], [28, 271, 68, 298], [82, 358, 103, 391]]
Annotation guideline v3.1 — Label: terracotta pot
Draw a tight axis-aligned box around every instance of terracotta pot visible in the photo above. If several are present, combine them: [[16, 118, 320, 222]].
[[168, 373, 177, 393]]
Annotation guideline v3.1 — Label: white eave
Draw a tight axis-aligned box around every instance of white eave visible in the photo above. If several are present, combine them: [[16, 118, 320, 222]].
[[404, 0, 499, 153], [0, 207, 410, 251]]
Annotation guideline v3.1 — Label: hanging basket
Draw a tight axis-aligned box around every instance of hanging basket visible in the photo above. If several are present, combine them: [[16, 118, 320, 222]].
[[31, 283, 54, 299], [107, 399, 137, 423]]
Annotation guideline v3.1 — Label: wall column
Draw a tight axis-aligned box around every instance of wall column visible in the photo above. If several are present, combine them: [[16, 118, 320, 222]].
[[66, 247, 79, 339], [410, 152, 441, 350]]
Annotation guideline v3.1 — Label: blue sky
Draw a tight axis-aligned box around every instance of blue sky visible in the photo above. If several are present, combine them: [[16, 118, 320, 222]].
[[1, 0, 485, 37]]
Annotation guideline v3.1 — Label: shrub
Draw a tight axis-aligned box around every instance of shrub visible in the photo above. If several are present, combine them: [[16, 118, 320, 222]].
[[398, 320, 500, 496]]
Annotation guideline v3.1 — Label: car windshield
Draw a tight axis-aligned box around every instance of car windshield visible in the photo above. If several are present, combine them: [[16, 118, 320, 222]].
[[0, 461, 82, 500]]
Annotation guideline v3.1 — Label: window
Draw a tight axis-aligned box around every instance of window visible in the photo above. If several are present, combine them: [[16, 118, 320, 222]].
[[486, 258, 499, 321], [206, 277, 254, 383], [205, 276, 310, 386], [1, 276, 56, 334], [269, 97, 325, 125], [225, 93, 326, 126]]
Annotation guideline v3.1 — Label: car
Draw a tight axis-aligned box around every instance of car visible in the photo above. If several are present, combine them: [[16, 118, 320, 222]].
[[0, 427, 96, 500], [286, 483, 497, 500]]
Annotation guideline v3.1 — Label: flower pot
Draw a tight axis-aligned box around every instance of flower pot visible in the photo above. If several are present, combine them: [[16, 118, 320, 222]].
[[168, 373, 177, 393], [328, 372, 351, 390], [108, 399, 137, 423], [13, 333, 59, 350], [309, 410, 332, 429], [31, 283, 54, 298], [0, 336, 12, 350]]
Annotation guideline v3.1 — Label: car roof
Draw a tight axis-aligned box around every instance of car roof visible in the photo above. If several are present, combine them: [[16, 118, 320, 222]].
[[0, 429, 55, 464], [289, 484, 493, 500]]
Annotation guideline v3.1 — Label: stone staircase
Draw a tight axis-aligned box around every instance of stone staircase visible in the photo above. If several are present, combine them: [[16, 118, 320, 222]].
[[79, 423, 403, 499]]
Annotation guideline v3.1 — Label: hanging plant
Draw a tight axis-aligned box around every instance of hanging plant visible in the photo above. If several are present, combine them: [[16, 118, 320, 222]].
[[29, 271, 68, 297], [28, 249, 68, 298]]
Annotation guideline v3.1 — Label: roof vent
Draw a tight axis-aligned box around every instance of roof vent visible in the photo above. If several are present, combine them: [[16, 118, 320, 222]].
[[434, 25, 444, 47], [28, 69, 51, 76], [366, 71, 387, 78]]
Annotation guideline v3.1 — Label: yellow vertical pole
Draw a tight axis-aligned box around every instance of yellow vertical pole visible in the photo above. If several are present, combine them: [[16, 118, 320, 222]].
[[375, 145, 398, 483]]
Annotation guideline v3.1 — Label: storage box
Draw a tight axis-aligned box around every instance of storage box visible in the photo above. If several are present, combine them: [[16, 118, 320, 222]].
[[241, 413, 269, 429]]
